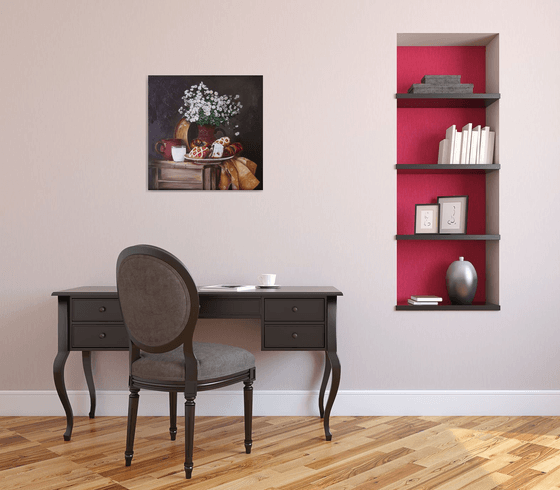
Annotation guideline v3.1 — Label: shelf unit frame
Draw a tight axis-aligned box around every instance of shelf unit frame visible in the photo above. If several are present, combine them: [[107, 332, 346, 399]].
[[396, 33, 500, 311]]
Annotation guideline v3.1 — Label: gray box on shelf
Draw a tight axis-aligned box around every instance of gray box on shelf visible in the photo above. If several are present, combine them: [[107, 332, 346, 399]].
[[421, 75, 461, 84]]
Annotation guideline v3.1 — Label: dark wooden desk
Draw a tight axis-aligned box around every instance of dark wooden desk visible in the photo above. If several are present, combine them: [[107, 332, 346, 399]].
[[52, 286, 342, 442]]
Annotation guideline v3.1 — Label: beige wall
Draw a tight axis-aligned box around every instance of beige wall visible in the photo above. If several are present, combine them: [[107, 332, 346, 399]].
[[1, 0, 560, 396]]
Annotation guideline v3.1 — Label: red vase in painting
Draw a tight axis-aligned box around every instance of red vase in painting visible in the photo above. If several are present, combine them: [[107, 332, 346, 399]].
[[196, 125, 217, 146]]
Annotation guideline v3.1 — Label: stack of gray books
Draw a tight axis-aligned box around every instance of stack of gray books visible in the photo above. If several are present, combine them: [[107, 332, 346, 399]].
[[408, 75, 474, 94]]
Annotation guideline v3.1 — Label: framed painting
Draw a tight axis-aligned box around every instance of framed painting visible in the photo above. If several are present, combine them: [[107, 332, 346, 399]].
[[437, 195, 469, 234], [414, 203, 440, 234], [148, 76, 263, 191]]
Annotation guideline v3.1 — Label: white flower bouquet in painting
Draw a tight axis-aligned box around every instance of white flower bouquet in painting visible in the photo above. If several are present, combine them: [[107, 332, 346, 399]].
[[178, 82, 242, 128]]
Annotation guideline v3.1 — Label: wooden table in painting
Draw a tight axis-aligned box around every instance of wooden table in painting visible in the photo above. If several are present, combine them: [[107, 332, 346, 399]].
[[149, 160, 220, 190], [52, 286, 343, 442]]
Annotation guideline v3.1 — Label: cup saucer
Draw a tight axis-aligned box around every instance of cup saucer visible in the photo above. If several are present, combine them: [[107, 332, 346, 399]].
[[257, 285, 281, 289]]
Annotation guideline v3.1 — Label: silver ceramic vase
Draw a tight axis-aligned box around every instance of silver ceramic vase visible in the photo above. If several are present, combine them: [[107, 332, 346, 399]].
[[446, 257, 477, 305]]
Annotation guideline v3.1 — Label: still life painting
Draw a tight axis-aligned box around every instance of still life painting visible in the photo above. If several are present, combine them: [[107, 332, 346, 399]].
[[148, 76, 263, 190]]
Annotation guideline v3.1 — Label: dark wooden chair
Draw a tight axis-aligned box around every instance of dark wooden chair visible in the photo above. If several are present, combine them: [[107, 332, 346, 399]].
[[116, 244, 256, 479]]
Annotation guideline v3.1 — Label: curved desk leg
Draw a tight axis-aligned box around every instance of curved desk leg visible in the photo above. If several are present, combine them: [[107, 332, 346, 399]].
[[319, 353, 331, 418], [323, 351, 341, 441], [53, 351, 73, 441], [82, 351, 96, 419]]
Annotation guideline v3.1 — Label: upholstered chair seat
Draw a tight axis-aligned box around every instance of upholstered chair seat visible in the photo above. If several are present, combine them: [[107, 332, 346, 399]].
[[132, 342, 255, 382]]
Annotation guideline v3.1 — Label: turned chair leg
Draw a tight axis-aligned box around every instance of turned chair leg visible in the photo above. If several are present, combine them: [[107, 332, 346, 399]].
[[184, 396, 196, 479], [244, 380, 253, 454], [125, 387, 140, 466], [169, 392, 177, 441]]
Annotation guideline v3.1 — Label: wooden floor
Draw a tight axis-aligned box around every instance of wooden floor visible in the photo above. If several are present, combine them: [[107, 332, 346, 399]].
[[3, 416, 560, 489]]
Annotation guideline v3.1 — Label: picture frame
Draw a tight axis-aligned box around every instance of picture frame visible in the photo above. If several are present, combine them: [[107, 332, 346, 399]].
[[437, 195, 469, 234], [414, 204, 440, 234], [148, 75, 263, 191]]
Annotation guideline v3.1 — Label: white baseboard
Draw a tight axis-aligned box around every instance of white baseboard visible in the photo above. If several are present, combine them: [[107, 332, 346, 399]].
[[2, 390, 560, 417]]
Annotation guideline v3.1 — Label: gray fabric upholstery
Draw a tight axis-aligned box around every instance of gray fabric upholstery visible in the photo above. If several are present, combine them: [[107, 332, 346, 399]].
[[117, 255, 191, 347], [132, 342, 255, 381]]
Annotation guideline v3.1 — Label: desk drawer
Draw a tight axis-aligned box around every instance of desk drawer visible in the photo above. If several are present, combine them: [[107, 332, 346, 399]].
[[199, 298, 261, 318], [264, 299, 324, 322], [72, 299, 123, 322], [71, 325, 129, 348], [264, 325, 324, 349]]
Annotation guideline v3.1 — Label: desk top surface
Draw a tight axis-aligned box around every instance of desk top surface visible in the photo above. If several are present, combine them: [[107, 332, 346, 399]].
[[52, 286, 342, 298]]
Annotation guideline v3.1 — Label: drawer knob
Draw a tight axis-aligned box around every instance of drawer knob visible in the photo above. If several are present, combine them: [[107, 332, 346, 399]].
[[99, 306, 106, 313], [99, 333, 106, 339], [292, 332, 298, 339], [292, 306, 298, 312]]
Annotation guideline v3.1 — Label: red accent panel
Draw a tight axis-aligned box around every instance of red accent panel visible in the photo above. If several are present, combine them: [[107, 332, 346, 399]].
[[397, 173, 486, 235], [397, 46, 487, 304], [397, 241, 486, 305], [398, 108, 486, 164], [397, 46, 486, 94]]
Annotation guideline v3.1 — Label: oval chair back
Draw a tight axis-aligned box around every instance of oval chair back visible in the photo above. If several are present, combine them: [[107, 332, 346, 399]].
[[116, 244, 199, 354]]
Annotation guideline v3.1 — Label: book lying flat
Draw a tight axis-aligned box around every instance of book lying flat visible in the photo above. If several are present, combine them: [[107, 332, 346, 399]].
[[199, 285, 256, 292], [408, 299, 439, 305], [410, 295, 443, 302]]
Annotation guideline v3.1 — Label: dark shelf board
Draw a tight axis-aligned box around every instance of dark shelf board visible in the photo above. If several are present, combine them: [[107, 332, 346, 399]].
[[396, 93, 500, 108], [396, 164, 500, 174], [396, 303, 500, 311], [396, 234, 500, 241]]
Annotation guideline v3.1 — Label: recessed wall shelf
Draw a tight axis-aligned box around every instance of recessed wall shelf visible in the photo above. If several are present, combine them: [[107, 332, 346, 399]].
[[395, 303, 500, 311], [396, 93, 500, 108], [396, 34, 500, 310], [396, 235, 500, 241]]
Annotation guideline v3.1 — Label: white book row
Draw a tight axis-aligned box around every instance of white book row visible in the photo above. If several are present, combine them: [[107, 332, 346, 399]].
[[437, 124, 495, 165]]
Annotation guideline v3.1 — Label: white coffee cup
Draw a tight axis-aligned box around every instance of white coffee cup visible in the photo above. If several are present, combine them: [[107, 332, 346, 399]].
[[258, 274, 276, 286], [171, 145, 187, 162]]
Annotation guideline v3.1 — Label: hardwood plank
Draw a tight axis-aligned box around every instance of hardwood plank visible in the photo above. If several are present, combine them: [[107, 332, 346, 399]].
[[349, 462, 425, 490], [498, 442, 560, 476], [434, 456, 514, 490], [413, 435, 513, 469], [290, 446, 441, 490], [274, 447, 422, 489], [457, 472, 511, 490], [391, 456, 489, 490], [528, 465, 560, 489], [494, 468, 547, 489], [0, 443, 59, 471], [0, 456, 115, 490]]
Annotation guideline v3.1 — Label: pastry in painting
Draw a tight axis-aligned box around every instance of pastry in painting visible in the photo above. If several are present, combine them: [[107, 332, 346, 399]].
[[222, 145, 236, 157], [188, 146, 211, 159], [229, 142, 243, 154], [213, 136, 231, 147], [191, 138, 209, 148]]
